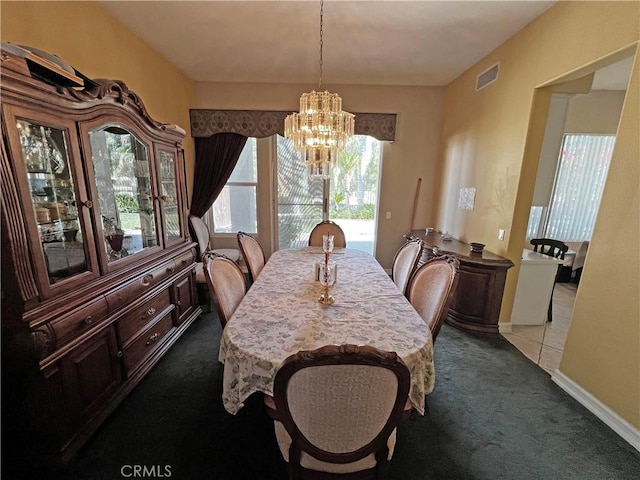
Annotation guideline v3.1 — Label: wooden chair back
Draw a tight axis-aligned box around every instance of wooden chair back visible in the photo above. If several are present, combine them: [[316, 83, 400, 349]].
[[530, 238, 568, 260]]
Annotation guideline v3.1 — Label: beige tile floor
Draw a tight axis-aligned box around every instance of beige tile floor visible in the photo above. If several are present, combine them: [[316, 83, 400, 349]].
[[502, 282, 577, 375]]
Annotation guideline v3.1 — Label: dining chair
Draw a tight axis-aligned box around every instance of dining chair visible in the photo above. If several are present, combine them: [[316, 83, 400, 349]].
[[237, 231, 266, 284], [530, 238, 569, 322], [188, 215, 241, 309], [264, 344, 410, 480], [203, 254, 246, 328], [391, 239, 423, 296], [406, 255, 460, 343], [308, 220, 347, 248]]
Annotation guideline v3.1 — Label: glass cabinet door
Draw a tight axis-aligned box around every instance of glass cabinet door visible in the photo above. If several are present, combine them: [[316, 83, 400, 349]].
[[16, 119, 90, 285], [87, 125, 159, 264], [157, 149, 182, 245]]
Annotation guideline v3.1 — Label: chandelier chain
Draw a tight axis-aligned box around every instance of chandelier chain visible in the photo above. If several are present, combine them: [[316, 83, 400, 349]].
[[319, 0, 324, 89], [283, 0, 354, 179]]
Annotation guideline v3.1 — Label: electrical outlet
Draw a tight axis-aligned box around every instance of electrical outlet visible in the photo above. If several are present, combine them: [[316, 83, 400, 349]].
[[498, 229, 505, 241], [385, 211, 391, 219]]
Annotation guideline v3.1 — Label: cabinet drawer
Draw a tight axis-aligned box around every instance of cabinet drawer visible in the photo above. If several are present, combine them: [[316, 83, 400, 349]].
[[106, 260, 175, 311], [50, 296, 109, 348], [174, 250, 196, 272], [117, 289, 172, 343], [123, 313, 174, 373]]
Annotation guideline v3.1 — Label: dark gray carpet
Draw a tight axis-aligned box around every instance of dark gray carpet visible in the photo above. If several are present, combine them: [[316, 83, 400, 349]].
[[21, 313, 640, 479]]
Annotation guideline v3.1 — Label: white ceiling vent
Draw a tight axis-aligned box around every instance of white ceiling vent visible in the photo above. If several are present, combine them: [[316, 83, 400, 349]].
[[476, 63, 500, 91]]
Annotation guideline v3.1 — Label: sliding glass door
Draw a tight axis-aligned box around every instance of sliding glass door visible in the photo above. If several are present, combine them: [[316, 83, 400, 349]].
[[275, 135, 381, 253]]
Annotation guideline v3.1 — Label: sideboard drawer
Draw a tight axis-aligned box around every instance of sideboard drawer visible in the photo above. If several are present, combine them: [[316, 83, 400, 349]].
[[117, 289, 172, 343], [50, 296, 109, 349], [106, 261, 176, 311], [123, 312, 175, 374]]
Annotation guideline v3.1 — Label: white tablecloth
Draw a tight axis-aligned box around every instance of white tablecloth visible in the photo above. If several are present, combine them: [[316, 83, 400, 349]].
[[219, 247, 435, 415]]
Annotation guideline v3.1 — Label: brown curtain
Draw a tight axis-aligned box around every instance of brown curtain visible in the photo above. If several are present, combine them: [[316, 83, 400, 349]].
[[190, 132, 248, 218]]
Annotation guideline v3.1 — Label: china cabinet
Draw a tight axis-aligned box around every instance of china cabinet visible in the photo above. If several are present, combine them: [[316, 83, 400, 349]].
[[1, 47, 200, 468]]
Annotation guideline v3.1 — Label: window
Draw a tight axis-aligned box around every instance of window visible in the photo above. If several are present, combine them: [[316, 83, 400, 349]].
[[542, 134, 614, 242], [210, 138, 257, 234]]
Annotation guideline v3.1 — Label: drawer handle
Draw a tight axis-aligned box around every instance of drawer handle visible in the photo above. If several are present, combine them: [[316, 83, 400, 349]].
[[84, 315, 94, 325], [166, 266, 175, 274], [117, 350, 123, 358], [141, 274, 153, 286], [176, 300, 181, 306], [145, 332, 160, 346], [143, 307, 156, 319]]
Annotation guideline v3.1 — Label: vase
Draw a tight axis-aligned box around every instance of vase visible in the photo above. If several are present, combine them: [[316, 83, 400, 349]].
[[106, 233, 124, 252]]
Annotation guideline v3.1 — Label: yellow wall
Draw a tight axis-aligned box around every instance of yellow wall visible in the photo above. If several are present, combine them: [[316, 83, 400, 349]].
[[0, 1, 196, 195], [194, 82, 445, 267], [564, 90, 626, 134], [437, 1, 639, 427]]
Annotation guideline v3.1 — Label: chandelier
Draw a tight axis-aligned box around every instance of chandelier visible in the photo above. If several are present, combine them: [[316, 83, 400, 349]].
[[284, 0, 355, 178]]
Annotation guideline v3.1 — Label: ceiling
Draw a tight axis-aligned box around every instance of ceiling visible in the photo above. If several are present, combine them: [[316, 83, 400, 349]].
[[98, 0, 558, 87]]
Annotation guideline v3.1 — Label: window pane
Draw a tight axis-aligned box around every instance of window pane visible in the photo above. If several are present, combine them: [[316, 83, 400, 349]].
[[228, 138, 257, 183], [276, 135, 324, 249], [213, 185, 257, 233], [89, 126, 157, 262], [526, 206, 545, 241], [545, 134, 614, 242]]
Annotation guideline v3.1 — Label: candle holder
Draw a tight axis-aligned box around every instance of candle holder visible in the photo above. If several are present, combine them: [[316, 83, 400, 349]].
[[318, 232, 336, 305], [318, 261, 336, 305]]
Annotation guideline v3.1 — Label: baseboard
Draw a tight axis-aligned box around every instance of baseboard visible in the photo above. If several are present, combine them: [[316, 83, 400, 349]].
[[552, 370, 640, 452], [499, 322, 512, 334]]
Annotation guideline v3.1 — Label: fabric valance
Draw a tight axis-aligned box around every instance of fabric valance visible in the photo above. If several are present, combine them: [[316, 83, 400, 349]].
[[189, 109, 397, 142]]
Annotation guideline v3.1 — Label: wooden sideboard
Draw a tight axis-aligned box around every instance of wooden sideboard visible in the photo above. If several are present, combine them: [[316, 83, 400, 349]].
[[1, 47, 201, 469], [409, 231, 514, 333]]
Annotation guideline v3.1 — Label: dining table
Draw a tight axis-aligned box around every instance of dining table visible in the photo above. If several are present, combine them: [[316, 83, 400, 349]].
[[218, 247, 435, 415]]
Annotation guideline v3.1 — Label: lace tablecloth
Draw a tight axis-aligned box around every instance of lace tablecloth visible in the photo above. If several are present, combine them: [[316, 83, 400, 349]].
[[218, 247, 434, 415]]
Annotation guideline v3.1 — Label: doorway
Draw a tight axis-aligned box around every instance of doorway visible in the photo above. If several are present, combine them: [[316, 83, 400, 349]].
[[507, 55, 633, 373]]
